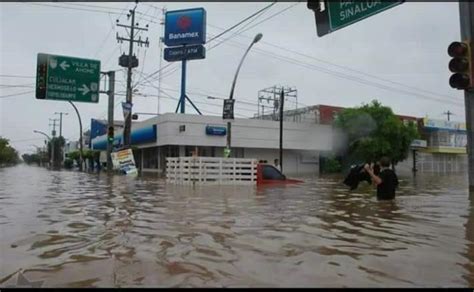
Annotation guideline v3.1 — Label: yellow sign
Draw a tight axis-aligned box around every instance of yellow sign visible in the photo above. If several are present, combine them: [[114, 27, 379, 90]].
[[111, 148, 138, 175]]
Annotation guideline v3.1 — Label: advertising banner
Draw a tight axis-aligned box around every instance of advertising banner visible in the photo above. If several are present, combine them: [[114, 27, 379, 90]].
[[111, 148, 138, 176], [164, 8, 206, 47]]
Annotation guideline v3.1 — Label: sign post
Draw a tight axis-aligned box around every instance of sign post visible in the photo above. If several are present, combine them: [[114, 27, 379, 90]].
[[308, 0, 404, 37], [36, 53, 100, 103], [164, 8, 206, 114]]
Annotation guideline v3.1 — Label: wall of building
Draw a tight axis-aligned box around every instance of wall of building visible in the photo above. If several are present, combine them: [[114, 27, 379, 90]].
[[242, 148, 319, 176], [147, 113, 335, 152]]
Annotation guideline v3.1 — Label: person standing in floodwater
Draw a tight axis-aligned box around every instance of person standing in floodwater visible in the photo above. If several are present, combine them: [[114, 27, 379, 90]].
[[364, 156, 399, 200]]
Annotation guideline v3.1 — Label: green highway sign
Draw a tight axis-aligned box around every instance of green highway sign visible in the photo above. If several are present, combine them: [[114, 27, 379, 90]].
[[308, 1, 404, 37], [36, 53, 101, 103]]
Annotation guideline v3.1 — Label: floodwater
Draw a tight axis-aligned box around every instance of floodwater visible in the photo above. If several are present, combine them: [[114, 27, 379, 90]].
[[1, 165, 473, 287]]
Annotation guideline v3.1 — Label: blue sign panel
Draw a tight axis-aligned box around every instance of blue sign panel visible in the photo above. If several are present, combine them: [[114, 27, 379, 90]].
[[164, 8, 206, 47], [90, 119, 107, 140], [206, 126, 226, 136], [92, 125, 157, 150], [164, 44, 206, 62]]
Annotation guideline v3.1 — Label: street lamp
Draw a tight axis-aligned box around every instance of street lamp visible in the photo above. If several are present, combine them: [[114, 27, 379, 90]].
[[33, 130, 53, 167], [226, 33, 263, 157]]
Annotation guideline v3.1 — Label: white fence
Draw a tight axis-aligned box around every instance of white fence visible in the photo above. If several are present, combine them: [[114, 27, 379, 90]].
[[166, 157, 258, 185]]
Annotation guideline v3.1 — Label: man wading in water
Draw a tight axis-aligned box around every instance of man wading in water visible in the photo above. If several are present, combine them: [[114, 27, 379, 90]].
[[364, 156, 399, 200]]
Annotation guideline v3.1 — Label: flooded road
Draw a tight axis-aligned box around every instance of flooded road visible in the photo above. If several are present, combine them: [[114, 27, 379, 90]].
[[1, 164, 473, 287]]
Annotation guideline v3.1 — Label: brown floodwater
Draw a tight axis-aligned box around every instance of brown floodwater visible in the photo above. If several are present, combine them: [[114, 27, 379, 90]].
[[1, 164, 473, 287]]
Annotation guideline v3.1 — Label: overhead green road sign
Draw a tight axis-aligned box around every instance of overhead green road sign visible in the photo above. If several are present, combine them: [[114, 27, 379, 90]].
[[308, 1, 404, 37], [36, 53, 101, 103]]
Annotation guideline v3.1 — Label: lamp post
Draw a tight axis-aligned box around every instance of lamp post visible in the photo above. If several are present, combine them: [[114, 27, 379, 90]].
[[225, 33, 263, 157], [33, 130, 52, 167]]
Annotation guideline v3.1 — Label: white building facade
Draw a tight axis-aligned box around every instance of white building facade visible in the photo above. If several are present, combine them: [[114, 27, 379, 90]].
[[91, 113, 340, 176]]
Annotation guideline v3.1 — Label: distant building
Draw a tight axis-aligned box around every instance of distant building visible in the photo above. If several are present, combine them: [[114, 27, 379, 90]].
[[414, 118, 467, 173], [255, 104, 419, 125], [90, 113, 341, 176]]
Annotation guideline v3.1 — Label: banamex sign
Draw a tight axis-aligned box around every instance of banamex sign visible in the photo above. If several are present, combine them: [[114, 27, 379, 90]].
[[164, 8, 206, 47]]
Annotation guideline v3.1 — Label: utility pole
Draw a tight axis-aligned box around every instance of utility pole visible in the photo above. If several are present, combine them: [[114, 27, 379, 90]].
[[49, 118, 59, 137], [443, 110, 454, 121], [158, 7, 166, 115], [54, 112, 68, 137], [257, 85, 297, 121], [49, 118, 59, 168], [116, 5, 149, 148], [68, 101, 83, 172], [459, 2, 474, 190], [99, 71, 116, 174], [279, 89, 284, 173]]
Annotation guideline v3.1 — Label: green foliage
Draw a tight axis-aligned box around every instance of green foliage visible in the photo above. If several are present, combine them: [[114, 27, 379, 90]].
[[321, 156, 342, 173], [64, 158, 74, 169], [47, 137, 66, 167], [334, 100, 419, 165], [22, 153, 41, 165], [0, 137, 19, 166], [67, 150, 80, 161]]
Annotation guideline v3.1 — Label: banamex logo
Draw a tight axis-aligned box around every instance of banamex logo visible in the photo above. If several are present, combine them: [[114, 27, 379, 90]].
[[177, 15, 192, 31]]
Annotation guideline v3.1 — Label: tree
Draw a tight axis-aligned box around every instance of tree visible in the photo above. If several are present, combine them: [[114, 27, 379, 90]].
[[0, 137, 19, 166], [47, 136, 65, 168], [334, 100, 419, 166]]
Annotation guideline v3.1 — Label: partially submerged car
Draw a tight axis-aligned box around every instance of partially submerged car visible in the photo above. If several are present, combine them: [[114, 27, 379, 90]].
[[256, 163, 303, 185]]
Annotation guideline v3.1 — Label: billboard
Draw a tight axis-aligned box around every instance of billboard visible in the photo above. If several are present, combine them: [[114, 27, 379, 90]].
[[164, 8, 206, 47], [111, 148, 138, 176], [423, 118, 466, 131]]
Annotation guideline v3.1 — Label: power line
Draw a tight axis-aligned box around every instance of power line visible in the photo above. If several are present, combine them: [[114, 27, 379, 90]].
[[0, 74, 35, 79], [209, 2, 301, 50], [140, 3, 277, 83], [56, 2, 129, 12], [206, 2, 276, 43], [0, 90, 34, 99], [23, 3, 125, 16], [145, 3, 301, 82], [195, 25, 465, 107], [0, 84, 35, 88], [208, 16, 457, 102], [93, 4, 131, 58]]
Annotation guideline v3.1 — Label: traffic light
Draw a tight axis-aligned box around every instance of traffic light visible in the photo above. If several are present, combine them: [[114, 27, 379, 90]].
[[448, 41, 473, 90], [107, 126, 114, 142]]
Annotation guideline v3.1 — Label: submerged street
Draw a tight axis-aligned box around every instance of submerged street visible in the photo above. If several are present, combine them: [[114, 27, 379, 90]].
[[1, 165, 473, 287]]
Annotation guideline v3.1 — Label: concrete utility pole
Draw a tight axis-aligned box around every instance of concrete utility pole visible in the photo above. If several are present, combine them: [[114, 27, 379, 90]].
[[158, 7, 166, 115], [49, 118, 59, 167], [49, 118, 59, 137], [99, 71, 116, 174], [54, 112, 68, 137], [68, 101, 83, 172], [116, 5, 150, 148], [459, 2, 474, 190], [279, 89, 284, 173], [443, 110, 454, 121], [33, 130, 51, 168]]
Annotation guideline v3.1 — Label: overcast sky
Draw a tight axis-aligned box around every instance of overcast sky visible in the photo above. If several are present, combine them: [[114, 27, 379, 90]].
[[0, 1, 463, 154]]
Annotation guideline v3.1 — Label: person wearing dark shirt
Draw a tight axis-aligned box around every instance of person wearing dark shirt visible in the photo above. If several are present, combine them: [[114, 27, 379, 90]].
[[364, 156, 399, 200]]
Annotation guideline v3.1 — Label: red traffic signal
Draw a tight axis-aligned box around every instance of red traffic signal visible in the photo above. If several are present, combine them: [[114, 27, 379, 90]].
[[448, 42, 468, 57], [448, 41, 473, 90]]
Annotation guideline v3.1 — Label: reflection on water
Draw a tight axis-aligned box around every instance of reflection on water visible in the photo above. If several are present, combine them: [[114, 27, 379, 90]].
[[0, 165, 473, 287]]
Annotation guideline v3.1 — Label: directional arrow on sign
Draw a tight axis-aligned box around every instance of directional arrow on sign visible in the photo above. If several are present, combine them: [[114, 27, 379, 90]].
[[59, 61, 70, 71], [78, 84, 90, 95]]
